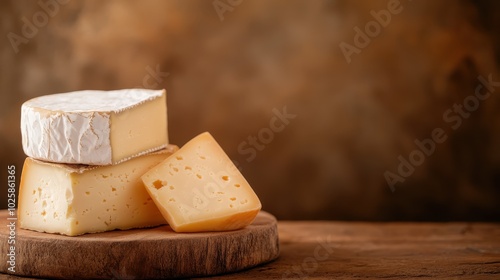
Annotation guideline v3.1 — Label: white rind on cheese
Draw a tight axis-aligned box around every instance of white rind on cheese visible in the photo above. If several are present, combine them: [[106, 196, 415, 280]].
[[21, 89, 168, 165], [18, 145, 178, 236], [142, 132, 262, 233]]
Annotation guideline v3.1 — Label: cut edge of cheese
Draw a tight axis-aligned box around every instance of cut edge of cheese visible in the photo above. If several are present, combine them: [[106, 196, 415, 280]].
[[18, 145, 178, 236], [110, 90, 169, 164], [153, 202, 261, 233], [142, 132, 262, 233]]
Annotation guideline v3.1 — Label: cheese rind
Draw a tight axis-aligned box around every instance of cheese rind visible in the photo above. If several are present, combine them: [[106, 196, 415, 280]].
[[19, 145, 178, 236], [21, 89, 168, 165], [141, 132, 261, 232]]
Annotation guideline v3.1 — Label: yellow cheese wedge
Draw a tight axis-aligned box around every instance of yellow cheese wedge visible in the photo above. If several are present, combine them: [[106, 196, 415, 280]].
[[142, 132, 261, 232], [19, 145, 178, 236]]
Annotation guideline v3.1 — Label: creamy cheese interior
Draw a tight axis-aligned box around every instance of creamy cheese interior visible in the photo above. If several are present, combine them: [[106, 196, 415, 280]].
[[19, 146, 177, 236], [110, 92, 168, 164]]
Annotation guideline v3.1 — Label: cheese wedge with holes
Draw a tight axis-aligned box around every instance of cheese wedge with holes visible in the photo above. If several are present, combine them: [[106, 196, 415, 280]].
[[19, 145, 178, 236], [21, 89, 168, 165], [141, 132, 261, 232]]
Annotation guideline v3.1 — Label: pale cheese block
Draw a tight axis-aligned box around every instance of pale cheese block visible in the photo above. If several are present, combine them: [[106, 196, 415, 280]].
[[19, 145, 178, 236], [21, 89, 168, 165], [141, 132, 261, 233]]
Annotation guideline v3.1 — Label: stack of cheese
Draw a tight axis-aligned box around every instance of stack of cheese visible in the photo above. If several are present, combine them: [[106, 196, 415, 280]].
[[19, 89, 261, 236]]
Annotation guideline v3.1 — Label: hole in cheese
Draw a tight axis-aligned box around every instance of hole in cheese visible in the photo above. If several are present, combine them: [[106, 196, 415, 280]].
[[222, 176, 229, 181], [153, 180, 164, 190]]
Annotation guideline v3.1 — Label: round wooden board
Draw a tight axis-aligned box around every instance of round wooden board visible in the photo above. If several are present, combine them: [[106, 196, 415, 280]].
[[0, 210, 279, 279]]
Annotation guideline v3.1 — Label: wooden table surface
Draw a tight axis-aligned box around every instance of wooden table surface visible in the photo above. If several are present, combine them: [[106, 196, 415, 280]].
[[3, 221, 500, 279]]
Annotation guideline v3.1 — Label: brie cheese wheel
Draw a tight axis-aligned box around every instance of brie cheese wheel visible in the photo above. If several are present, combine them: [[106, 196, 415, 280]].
[[19, 145, 178, 236], [21, 89, 169, 165], [142, 132, 261, 233]]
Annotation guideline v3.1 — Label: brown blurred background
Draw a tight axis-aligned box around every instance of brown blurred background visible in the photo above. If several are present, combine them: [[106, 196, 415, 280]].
[[1, 0, 499, 221]]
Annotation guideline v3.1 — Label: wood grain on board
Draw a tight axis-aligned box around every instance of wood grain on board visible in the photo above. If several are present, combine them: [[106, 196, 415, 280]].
[[0, 210, 279, 279], [1, 213, 499, 279]]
